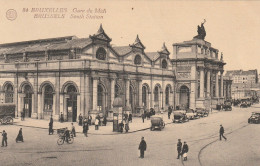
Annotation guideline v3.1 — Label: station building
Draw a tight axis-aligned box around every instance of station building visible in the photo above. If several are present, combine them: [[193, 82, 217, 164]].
[[0, 25, 232, 121]]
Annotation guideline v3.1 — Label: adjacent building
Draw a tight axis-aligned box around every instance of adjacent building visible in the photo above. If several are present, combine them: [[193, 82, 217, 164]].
[[225, 69, 258, 99]]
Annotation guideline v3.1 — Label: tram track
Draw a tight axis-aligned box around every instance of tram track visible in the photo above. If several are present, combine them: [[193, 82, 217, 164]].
[[197, 123, 249, 166]]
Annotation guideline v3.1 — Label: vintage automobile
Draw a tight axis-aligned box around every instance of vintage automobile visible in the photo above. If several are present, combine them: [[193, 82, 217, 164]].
[[173, 111, 189, 123], [240, 102, 248, 108], [223, 101, 232, 111], [150, 115, 165, 131], [248, 112, 260, 124], [0, 104, 15, 125], [186, 109, 197, 120], [196, 108, 209, 117]]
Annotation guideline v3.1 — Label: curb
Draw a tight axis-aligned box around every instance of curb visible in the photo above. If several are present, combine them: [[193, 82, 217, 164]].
[[12, 121, 174, 136]]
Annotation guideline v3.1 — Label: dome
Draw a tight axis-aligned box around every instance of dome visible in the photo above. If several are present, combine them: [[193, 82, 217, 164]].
[[113, 97, 123, 107]]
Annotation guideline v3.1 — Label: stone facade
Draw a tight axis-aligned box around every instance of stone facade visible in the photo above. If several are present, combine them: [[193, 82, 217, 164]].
[[0, 25, 232, 122], [0, 25, 175, 121], [172, 38, 230, 109]]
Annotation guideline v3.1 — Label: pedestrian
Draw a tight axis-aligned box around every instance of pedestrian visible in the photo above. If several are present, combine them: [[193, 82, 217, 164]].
[[1, 130, 7, 147], [125, 119, 129, 133], [119, 121, 124, 133], [128, 113, 132, 123], [83, 117, 88, 125], [83, 122, 89, 137], [49, 115, 54, 135], [147, 111, 150, 120], [88, 115, 92, 126], [16, 128, 24, 142], [103, 116, 107, 126], [144, 110, 147, 119], [182, 141, 189, 161], [219, 125, 227, 141], [78, 113, 83, 126], [96, 114, 101, 126], [49, 121, 53, 135], [60, 112, 64, 123], [95, 118, 99, 130], [168, 106, 172, 119], [138, 137, 147, 158], [177, 139, 182, 159], [141, 113, 145, 123], [71, 123, 76, 137]]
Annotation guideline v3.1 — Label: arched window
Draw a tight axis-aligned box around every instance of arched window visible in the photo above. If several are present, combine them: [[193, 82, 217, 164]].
[[134, 55, 141, 65], [97, 85, 104, 111], [142, 86, 147, 107], [96, 47, 106, 60], [44, 85, 53, 111], [154, 86, 159, 102], [162, 59, 167, 69], [115, 84, 120, 98], [5, 84, 13, 103], [165, 86, 170, 105]]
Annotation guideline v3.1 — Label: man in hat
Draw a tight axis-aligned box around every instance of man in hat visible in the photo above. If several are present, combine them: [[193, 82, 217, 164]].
[[219, 125, 227, 141], [138, 137, 147, 158], [1, 130, 7, 147], [182, 141, 189, 161], [177, 139, 182, 159], [71, 123, 76, 137]]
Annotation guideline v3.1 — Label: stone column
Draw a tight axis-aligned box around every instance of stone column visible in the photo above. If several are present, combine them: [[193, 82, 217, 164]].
[[110, 79, 115, 108], [125, 78, 130, 107], [190, 65, 196, 109], [147, 92, 151, 109], [92, 77, 98, 111], [199, 67, 205, 98], [80, 72, 85, 116], [207, 70, 211, 97], [220, 71, 224, 97], [84, 75, 90, 117], [37, 93, 42, 119], [215, 71, 219, 98], [138, 79, 142, 107]]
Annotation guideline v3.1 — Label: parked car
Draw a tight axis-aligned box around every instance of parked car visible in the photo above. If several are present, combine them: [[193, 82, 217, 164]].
[[248, 112, 260, 124], [196, 108, 209, 117], [186, 109, 197, 120], [240, 102, 248, 108], [173, 112, 189, 123], [150, 115, 165, 131], [223, 101, 232, 111]]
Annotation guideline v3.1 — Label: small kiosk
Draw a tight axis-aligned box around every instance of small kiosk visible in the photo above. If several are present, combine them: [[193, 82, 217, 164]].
[[112, 97, 123, 132]]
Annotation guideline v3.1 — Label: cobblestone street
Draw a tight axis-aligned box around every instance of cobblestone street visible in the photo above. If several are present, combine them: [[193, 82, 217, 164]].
[[0, 105, 259, 166]]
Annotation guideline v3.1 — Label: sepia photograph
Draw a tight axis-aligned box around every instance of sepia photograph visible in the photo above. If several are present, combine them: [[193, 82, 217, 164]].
[[0, 0, 260, 166]]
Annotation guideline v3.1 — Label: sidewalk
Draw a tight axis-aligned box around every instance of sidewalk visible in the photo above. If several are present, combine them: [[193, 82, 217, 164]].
[[12, 110, 220, 135], [13, 112, 173, 135]]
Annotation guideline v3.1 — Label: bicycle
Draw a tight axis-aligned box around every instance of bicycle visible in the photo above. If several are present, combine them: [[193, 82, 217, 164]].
[[57, 134, 74, 145]]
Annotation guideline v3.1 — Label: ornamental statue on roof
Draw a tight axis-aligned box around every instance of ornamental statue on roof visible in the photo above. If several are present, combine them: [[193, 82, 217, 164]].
[[193, 19, 206, 40]]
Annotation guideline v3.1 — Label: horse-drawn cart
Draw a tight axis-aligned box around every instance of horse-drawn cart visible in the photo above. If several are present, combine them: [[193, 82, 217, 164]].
[[0, 104, 15, 125]]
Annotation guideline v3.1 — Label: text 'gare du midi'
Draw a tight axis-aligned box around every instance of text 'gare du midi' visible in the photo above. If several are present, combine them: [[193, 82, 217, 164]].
[[0, 24, 232, 122]]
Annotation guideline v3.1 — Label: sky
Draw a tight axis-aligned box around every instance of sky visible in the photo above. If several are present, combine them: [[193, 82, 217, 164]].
[[1, 0, 260, 73]]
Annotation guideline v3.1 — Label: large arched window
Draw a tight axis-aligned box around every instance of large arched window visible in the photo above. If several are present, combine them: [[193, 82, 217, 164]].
[[97, 85, 104, 111], [44, 85, 53, 111], [96, 47, 106, 60], [5, 84, 14, 103], [165, 86, 170, 105], [115, 84, 120, 98], [154, 86, 159, 102], [134, 55, 141, 65], [142, 86, 147, 107], [162, 59, 167, 69]]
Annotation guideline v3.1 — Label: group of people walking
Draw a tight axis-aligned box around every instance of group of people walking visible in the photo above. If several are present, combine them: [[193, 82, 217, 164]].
[[177, 139, 189, 161], [1, 128, 24, 147]]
